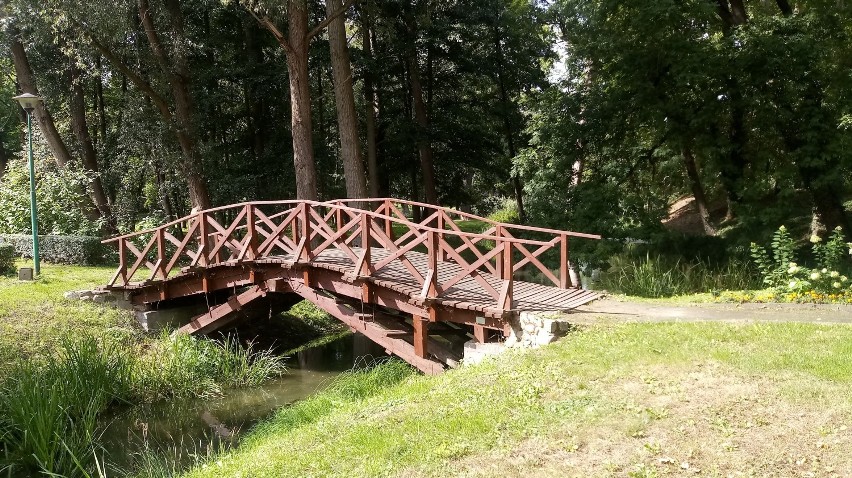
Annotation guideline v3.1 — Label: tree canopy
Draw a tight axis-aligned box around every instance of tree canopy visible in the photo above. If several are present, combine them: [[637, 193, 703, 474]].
[[1, 0, 850, 259]]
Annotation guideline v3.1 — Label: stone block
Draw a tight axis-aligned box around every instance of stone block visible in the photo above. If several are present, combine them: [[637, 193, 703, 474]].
[[463, 340, 506, 365]]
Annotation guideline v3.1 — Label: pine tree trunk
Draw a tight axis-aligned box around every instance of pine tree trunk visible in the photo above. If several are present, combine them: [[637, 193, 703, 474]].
[[327, 0, 367, 200], [69, 59, 117, 233], [361, 13, 380, 198], [407, 50, 437, 205], [492, 19, 525, 222], [286, 0, 318, 200]]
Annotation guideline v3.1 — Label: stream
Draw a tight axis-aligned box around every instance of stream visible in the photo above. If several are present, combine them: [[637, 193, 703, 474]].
[[99, 333, 386, 470]]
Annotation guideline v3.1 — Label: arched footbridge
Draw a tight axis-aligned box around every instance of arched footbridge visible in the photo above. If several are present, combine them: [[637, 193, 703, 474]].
[[102, 199, 601, 374]]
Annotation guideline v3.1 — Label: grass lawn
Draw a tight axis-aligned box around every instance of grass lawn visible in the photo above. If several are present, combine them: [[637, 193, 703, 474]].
[[183, 321, 852, 478], [0, 261, 136, 371]]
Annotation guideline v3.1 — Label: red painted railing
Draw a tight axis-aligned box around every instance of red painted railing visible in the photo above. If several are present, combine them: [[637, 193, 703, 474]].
[[103, 199, 600, 310]]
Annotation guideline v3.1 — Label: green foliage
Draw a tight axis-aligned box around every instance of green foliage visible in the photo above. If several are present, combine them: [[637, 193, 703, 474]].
[[0, 160, 101, 236], [286, 301, 338, 333], [0, 234, 115, 265], [0, 243, 15, 275], [751, 225, 852, 300], [486, 198, 520, 224], [750, 225, 796, 287], [598, 253, 759, 297]]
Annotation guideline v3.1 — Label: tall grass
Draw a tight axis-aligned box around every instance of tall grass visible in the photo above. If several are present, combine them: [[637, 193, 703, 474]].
[[0, 332, 286, 477], [0, 336, 131, 477], [136, 331, 287, 400], [598, 253, 761, 297]]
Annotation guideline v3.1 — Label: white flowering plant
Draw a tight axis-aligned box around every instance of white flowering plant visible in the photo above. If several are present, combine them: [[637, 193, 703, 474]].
[[751, 226, 852, 299]]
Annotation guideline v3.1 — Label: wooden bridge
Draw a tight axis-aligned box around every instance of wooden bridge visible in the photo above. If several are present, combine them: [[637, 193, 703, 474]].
[[103, 199, 601, 374]]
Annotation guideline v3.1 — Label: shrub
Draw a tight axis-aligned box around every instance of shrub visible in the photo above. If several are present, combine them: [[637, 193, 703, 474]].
[[750, 225, 852, 301], [487, 198, 520, 224], [0, 234, 115, 265], [0, 242, 15, 275]]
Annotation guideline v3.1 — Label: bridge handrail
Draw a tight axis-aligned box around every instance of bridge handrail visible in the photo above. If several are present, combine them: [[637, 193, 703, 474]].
[[102, 199, 598, 246], [330, 198, 602, 240], [102, 198, 601, 302]]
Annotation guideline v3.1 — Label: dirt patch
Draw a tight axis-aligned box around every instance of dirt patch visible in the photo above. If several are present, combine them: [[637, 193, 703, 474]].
[[432, 364, 852, 477]]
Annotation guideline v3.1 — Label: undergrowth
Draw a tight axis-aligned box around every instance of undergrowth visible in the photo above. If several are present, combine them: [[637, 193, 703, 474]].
[[598, 253, 760, 297]]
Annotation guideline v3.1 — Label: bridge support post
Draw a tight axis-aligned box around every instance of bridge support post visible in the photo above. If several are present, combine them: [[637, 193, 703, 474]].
[[413, 316, 429, 358]]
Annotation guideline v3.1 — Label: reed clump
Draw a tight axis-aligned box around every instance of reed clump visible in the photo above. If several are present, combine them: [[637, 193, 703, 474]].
[[0, 332, 286, 477]]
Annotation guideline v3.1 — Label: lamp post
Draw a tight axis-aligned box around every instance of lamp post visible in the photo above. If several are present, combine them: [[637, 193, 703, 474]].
[[12, 93, 43, 276]]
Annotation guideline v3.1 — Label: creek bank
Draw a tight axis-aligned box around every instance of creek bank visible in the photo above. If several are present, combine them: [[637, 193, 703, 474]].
[[99, 332, 388, 473]]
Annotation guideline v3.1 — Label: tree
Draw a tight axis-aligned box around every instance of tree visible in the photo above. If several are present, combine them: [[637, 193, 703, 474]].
[[326, 0, 368, 199], [251, 0, 355, 201]]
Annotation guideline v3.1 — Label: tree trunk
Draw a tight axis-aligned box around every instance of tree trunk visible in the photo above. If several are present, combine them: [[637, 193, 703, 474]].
[[137, 0, 211, 210], [361, 12, 380, 198], [492, 18, 525, 222], [69, 59, 117, 233], [713, 1, 749, 220], [407, 49, 437, 205], [10, 37, 75, 169], [326, 0, 367, 200], [682, 146, 716, 235], [94, 55, 107, 148], [286, 0, 318, 200], [797, 163, 850, 234]]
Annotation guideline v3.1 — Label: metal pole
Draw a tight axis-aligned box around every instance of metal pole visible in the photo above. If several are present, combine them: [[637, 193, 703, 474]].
[[26, 111, 39, 275]]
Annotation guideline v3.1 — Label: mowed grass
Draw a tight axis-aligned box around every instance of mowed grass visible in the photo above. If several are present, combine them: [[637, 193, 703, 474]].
[[0, 262, 135, 371], [182, 322, 852, 478]]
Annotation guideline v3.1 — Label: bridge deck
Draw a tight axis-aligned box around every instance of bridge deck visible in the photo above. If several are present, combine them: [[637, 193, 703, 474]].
[[256, 247, 598, 315]]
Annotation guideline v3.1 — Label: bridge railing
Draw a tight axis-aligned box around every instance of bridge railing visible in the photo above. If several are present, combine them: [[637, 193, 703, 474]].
[[332, 198, 601, 288], [103, 199, 600, 311]]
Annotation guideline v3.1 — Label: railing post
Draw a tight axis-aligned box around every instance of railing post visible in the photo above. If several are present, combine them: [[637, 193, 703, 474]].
[[246, 204, 258, 260], [155, 228, 167, 279], [301, 202, 312, 262], [335, 201, 343, 233], [117, 237, 128, 285], [500, 239, 514, 311], [494, 225, 503, 280], [437, 211, 445, 261], [560, 233, 569, 289], [360, 212, 371, 276], [425, 230, 439, 298], [199, 212, 209, 266], [384, 199, 394, 241]]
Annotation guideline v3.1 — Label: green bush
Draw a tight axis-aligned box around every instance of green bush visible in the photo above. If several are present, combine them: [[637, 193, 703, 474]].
[[0, 234, 115, 265], [487, 198, 520, 224], [598, 253, 761, 297], [751, 225, 852, 300], [0, 242, 15, 275]]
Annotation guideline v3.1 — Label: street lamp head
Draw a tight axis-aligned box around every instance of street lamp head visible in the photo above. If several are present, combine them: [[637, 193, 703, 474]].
[[13, 93, 44, 113]]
